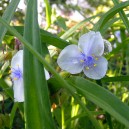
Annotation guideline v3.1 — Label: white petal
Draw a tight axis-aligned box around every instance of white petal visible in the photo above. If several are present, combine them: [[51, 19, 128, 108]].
[[83, 56, 108, 80], [57, 45, 83, 74], [11, 50, 23, 72], [78, 31, 104, 56], [44, 68, 50, 80], [13, 79, 24, 102], [11, 50, 24, 102]]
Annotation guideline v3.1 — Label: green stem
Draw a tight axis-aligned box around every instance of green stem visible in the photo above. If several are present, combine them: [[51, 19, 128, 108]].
[[10, 102, 19, 128], [61, 106, 65, 129]]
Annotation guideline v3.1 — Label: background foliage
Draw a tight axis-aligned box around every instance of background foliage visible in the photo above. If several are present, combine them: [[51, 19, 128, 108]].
[[0, 0, 129, 129]]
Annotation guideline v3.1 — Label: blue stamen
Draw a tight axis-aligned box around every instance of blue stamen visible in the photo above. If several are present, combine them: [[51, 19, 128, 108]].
[[80, 53, 95, 68], [11, 67, 22, 80]]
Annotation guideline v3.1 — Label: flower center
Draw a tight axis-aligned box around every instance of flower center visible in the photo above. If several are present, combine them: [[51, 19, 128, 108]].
[[80, 53, 97, 69], [84, 56, 94, 66], [11, 67, 22, 80]]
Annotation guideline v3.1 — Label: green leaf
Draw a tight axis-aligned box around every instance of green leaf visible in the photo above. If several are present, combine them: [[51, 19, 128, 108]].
[[0, 79, 13, 99], [10, 102, 19, 128], [40, 29, 70, 49], [112, 0, 129, 33], [0, 61, 10, 78], [101, 17, 120, 34], [23, 0, 56, 129], [102, 76, 129, 82], [95, 14, 129, 34], [94, 1, 129, 31], [7, 26, 70, 49], [55, 16, 67, 30], [44, 0, 51, 29], [0, 0, 20, 44], [48, 77, 102, 129], [69, 76, 129, 128]]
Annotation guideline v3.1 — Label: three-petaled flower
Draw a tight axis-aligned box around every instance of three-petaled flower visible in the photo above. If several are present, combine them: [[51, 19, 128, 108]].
[[11, 50, 50, 102], [57, 31, 109, 80]]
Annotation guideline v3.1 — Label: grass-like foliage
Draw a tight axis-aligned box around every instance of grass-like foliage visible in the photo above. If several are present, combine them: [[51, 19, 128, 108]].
[[0, 0, 129, 129]]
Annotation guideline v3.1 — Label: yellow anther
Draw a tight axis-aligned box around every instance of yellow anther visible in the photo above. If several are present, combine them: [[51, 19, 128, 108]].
[[80, 60, 84, 62], [14, 77, 18, 80], [8, 70, 12, 74], [92, 54, 95, 57], [95, 57, 98, 60], [7, 77, 11, 81], [94, 64, 97, 67], [86, 67, 89, 70]]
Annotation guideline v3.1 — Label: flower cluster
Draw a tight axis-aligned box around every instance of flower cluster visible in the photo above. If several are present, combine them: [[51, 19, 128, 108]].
[[11, 31, 111, 101], [11, 50, 50, 102], [57, 31, 111, 80]]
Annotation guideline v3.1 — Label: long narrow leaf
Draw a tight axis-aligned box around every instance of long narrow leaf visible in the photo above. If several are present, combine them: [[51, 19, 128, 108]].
[[69, 76, 129, 127], [40, 29, 70, 49], [112, 0, 129, 33], [10, 102, 19, 128], [23, 0, 56, 129], [7, 26, 70, 49], [94, 1, 129, 31], [44, 0, 51, 29], [0, 0, 20, 43], [102, 76, 129, 82]]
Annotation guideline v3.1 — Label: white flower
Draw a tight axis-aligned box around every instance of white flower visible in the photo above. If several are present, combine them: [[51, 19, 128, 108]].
[[11, 50, 50, 102], [57, 31, 109, 80]]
